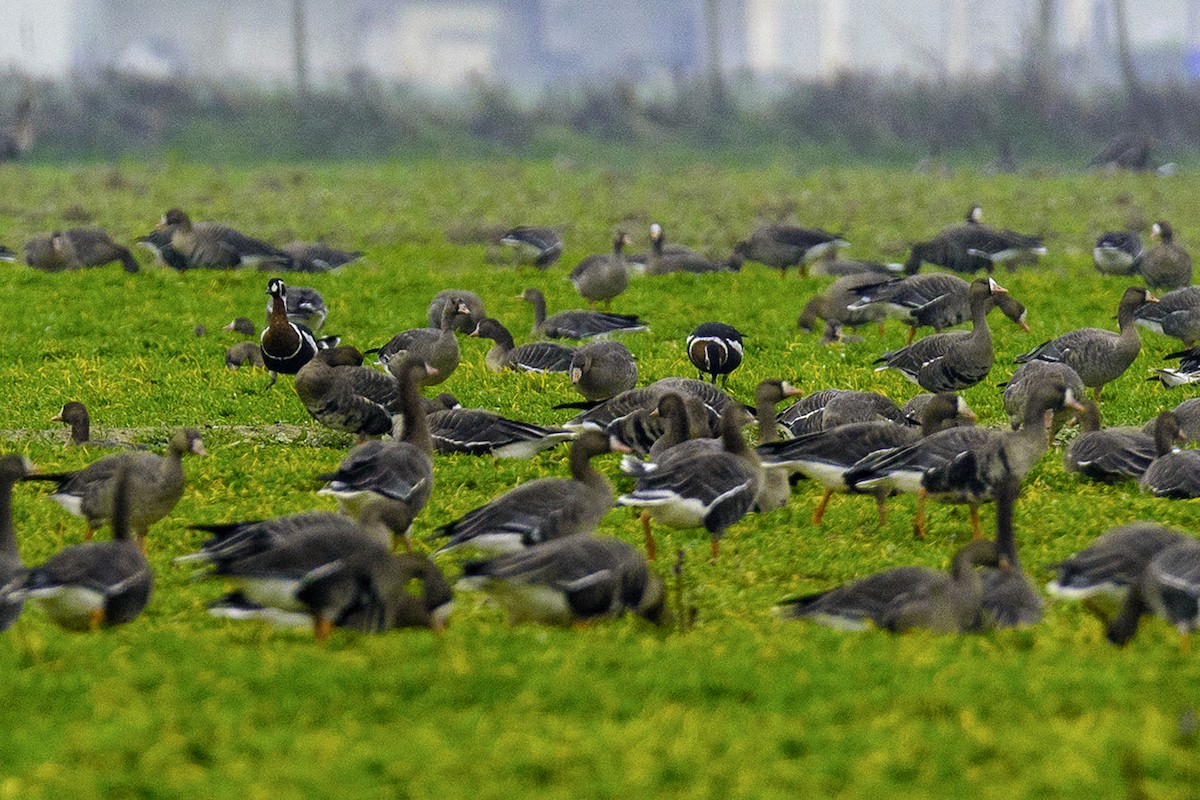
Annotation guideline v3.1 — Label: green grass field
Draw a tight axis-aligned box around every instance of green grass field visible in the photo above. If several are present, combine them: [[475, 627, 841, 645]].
[[0, 161, 1198, 798]]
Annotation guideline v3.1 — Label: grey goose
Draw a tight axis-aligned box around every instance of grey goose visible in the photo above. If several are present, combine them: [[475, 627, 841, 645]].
[[428, 289, 486, 335], [520, 287, 647, 340], [0, 455, 34, 630], [264, 285, 327, 331], [642, 222, 736, 275], [376, 299, 469, 386], [51, 401, 139, 449], [570, 232, 630, 308], [499, 226, 563, 270], [732, 224, 847, 277], [1106, 539, 1200, 648], [904, 205, 1046, 274], [279, 241, 363, 273], [1138, 221, 1192, 291], [776, 388, 907, 437], [1002, 360, 1085, 439], [157, 208, 290, 270], [426, 408, 573, 458], [1133, 285, 1200, 347], [1093, 231, 1142, 276], [849, 272, 1029, 343], [1140, 448, 1200, 499], [1064, 405, 1183, 483], [569, 341, 637, 401], [471, 317, 575, 373], [23, 227, 139, 273]]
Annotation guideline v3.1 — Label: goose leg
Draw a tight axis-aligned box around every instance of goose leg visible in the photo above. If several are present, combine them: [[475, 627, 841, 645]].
[[89, 609, 104, 631], [906, 327, 916, 345], [969, 505, 983, 540], [640, 511, 657, 562], [1182, 632, 1193, 654], [84, 525, 94, 541], [709, 537, 720, 562], [812, 489, 834, 525], [314, 616, 334, 643], [914, 488, 928, 540], [874, 493, 888, 527]]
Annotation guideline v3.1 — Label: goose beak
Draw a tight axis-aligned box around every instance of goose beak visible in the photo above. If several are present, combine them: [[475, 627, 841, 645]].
[[424, 363, 440, 378], [780, 381, 803, 398], [192, 441, 209, 457], [50, 412, 63, 422], [987, 278, 1009, 294], [608, 436, 632, 454], [1145, 292, 1160, 303]]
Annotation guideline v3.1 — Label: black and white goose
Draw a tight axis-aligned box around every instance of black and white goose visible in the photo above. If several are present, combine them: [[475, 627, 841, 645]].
[[499, 226, 563, 270], [519, 287, 648, 340], [687, 322, 744, 386], [458, 534, 667, 626], [426, 407, 573, 458], [1093, 231, 1143, 276], [1106, 538, 1200, 649], [471, 317, 575, 373]]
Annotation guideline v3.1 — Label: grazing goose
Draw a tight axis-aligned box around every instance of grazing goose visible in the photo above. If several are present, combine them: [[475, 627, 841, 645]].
[[978, 475, 1043, 627], [1164, 397, 1200, 442], [643, 223, 736, 274], [602, 392, 711, 459], [567, 377, 743, 437], [733, 224, 847, 277], [265, 285, 327, 331], [22, 228, 139, 273], [261, 277, 324, 386], [499, 226, 563, 270], [428, 289, 486, 335], [471, 317, 575, 373], [1002, 360, 1085, 438], [376, 300, 468, 386], [570, 232, 630, 308], [279, 241, 363, 273], [759, 393, 971, 526], [157, 208, 290, 270], [798, 275, 890, 344], [0, 455, 34, 630], [1106, 538, 1200, 649], [22, 463, 152, 631], [874, 278, 1008, 392], [570, 341, 637, 401], [432, 431, 619, 554], [519, 287, 647, 340], [1152, 345, 1200, 387], [849, 272, 1030, 343], [1064, 405, 1183, 483], [618, 403, 761, 562], [51, 401, 137, 449], [226, 342, 266, 370], [224, 317, 256, 337], [1016, 286, 1155, 401], [777, 389, 906, 437], [1138, 221, 1192, 291], [295, 349, 410, 440], [28, 428, 205, 548], [458, 534, 666, 626], [905, 206, 1046, 274], [778, 538, 1002, 633], [315, 359, 434, 548], [1046, 522, 1188, 620], [426, 408, 573, 458], [1133, 285, 1200, 347], [687, 322, 744, 386], [750, 379, 805, 512], [1093, 231, 1143, 276], [1140, 447, 1200, 499]]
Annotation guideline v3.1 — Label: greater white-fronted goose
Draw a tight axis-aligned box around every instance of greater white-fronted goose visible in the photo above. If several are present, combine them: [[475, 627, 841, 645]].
[[157, 208, 290, 270], [279, 241, 363, 273], [265, 285, 327, 331], [603, 392, 711, 459], [261, 277, 324, 386], [750, 379, 804, 513], [1002, 360, 1085, 437], [1089, 133, 1154, 172], [51, 401, 137, 449], [1064, 405, 1183, 483], [426, 408, 572, 458], [687, 322, 744, 386], [458, 534, 666, 626], [431, 430, 618, 554], [1164, 398, 1200, 442], [1106, 538, 1200, 648], [471, 317, 575, 373], [874, 277, 1008, 392], [224, 317, 256, 337], [226, 342, 266, 370], [618, 402, 760, 561], [0, 244, 15, 261], [0, 455, 33, 630], [1140, 447, 1200, 499], [1133, 285, 1200, 347], [1046, 522, 1187, 619], [28, 428, 205, 548], [810, 254, 901, 277], [1016, 286, 1156, 401], [643, 223, 736, 274], [797, 275, 890, 345], [570, 232, 631, 309], [23, 228, 139, 273], [778, 538, 1002, 633], [315, 360, 433, 547], [428, 289, 486, 335], [136, 227, 189, 271], [376, 300, 467, 386], [566, 377, 743, 435], [1093, 231, 1142, 275], [519, 287, 647, 340], [499, 226, 563, 269], [849, 272, 1029, 343], [977, 474, 1043, 627], [1138, 221, 1192, 291], [733, 224, 847, 277], [759, 393, 971, 526], [295, 348, 412, 440], [570, 341, 637, 401], [905, 206, 1046, 274], [22, 462, 152, 631], [777, 388, 906, 437]]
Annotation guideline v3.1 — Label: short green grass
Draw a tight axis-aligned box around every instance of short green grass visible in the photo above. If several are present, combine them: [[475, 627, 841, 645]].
[[0, 162, 1198, 798]]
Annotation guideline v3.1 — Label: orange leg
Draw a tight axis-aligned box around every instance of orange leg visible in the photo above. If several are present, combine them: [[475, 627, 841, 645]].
[[812, 489, 834, 525], [969, 505, 983, 540], [877, 321, 887, 336], [314, 617, 334, 643], [138, 536, 147, 556], [906, 327, 916, 345], [84, 526, 95, 541], [914, 488, 928, 540], [709, 538, 720, 562], [89, 608, 104, 631], [641, 512, 657, 562], [1182, 632, 1193, 654]]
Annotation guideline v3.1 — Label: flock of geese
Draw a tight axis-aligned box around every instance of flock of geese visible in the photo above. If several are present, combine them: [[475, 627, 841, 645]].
[[1, 203, 1199, 649]]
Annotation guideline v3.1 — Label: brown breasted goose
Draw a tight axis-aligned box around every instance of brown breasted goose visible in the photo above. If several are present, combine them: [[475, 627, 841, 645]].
[[471, 317, 575, 373], [22, 228, 139, 273], [431, 430, 619, 554], [1138, 221, 1192, 291], [261, 277, 325, 387], [733, 224, 847, 277], [570, 232, 630, 308], [376, 300, 468, 386], [570, 341, 637, 402], [157, 208, 290, 270], [499, 226, 563, 269], [874, 277, 1008, 392], [458, 534, 666, 626], [0, 455, 33, 630], [519, 287, 647, 340], [1064, 405, 1183, 483], [1105, 539, 1200, 649], [1015, 286, 1156, 401]]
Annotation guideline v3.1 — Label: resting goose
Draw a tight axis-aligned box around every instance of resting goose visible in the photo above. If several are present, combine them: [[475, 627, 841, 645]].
[[687, 322, 744, 386], [570, 232, 630, 308], [1164, 397, 1200, 442], [295, 349, 411, 440], [618, 402, 761, 562], [849, 272, 1029, 344], [226, 342, 266, 370], [224, 317, 256, 337], [1133, 285, 1200, 347], [428, 289, 486, 335], [22, 462, 152, 631], [1093, 231, 1143, 276], [157, 208, 290, 270], [376, 300, 468, 386], [1064, 405, 1183, 483], [499, 226, 563, 270], [777, 389, 906, 437], [1138, 221, 1192, 291], [733, 224, 847, 277], [471, 317, 575, 373], [136, 227, 189, 271], [279, 241, 363, 273], [28, 428, 205, 548], [570, 341, 637, 401], [265, 285, 327, 331], [874, 277, 1008, 392], [520, 287, 647, 340], [23, 228, 139, 273], [905, 206, 1046, 274], [1016, 286, 1155, 401], [426, 408, 573, 458], [1106, 539, 1200, 649], [51, 401, 139, 449], [0, 455, 33, 630], [1140, 447, 1200, 499], [1002, 360, 1085, 438], [778, 538, 1002, 633], [431, 430, 618, 554], [0, 244, 15, 261], [459, 534, 666, 626]]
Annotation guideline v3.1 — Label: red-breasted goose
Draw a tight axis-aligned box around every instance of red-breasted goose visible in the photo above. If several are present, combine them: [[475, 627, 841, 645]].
[[457, 534, 666, 626], [157, 208, 290, 270], [1138, 221, 1192, 291], [471, 317, 575, 373], [687, 322, 744, 386], [260, 277, 326, 386], [519, 287, 647, 340]]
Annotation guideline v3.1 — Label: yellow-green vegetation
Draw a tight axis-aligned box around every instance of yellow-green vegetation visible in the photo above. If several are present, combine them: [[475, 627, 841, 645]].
[[0, 162, 1198, 798]]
